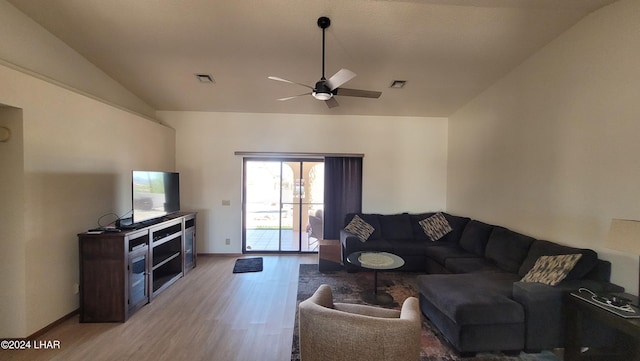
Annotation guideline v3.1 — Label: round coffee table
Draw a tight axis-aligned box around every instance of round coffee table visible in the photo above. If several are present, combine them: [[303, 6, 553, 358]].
[[346, 251, 405, 305]]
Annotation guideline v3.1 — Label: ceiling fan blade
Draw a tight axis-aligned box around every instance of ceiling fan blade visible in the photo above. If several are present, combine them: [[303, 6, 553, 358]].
[[277, 92, 311, 101], [334, 88, 382, 99], [325, 69, 356, 90], [268, 76, 314, 90], [325, 97, 339, 108]]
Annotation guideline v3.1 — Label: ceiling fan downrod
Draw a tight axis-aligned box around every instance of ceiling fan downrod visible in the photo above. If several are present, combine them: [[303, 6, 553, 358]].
[[317, 16, 330, 80]]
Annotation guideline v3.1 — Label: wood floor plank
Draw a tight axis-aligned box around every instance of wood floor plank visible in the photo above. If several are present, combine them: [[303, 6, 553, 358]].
[[0, 254, 317, 361]]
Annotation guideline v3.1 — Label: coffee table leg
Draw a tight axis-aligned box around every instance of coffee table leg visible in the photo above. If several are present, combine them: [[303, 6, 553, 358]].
[[361, 270, 394, 305], [373, 270, 378, 295]]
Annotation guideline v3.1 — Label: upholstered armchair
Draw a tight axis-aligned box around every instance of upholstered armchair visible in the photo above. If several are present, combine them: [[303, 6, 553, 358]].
[[298, 284, 421, 361]]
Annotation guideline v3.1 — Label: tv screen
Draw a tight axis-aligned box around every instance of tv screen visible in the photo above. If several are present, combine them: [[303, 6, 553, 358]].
[[132, 171, 180, 224]]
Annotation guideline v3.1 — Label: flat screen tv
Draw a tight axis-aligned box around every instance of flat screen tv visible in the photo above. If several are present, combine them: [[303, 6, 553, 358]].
[[132, 171, 180, 224]]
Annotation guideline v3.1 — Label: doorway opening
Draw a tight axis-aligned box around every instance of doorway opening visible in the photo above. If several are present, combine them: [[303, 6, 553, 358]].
[[243, 158, 324, 253]]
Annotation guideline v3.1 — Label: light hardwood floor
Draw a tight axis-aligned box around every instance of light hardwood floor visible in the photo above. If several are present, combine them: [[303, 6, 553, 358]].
[[2, 254, 317, 361]]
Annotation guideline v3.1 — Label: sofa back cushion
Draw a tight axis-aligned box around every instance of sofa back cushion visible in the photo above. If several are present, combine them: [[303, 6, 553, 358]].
[[485, 227, 535, 273], [379, 213, 414, 240], [410, 213, 435, 241], [344, 213, 383, 241], [459, 220, 494, 256], [518, 240, 599, 280]]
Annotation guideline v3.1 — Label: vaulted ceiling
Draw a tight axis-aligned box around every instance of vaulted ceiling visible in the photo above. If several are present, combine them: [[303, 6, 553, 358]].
[[9, 0, 617, 117]]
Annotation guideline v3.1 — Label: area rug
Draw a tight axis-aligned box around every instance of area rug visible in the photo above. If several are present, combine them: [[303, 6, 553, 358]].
[[291, 264, 560, 361], [232, 257, 263, 273]]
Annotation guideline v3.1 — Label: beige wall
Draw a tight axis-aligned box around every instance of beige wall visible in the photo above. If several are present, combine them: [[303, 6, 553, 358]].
[[0, 106, 26, 337], [3, 0, 637, 338], [0, 63, 175, 338], [158, 111, 448, 254], [447, 0, 640, 294], [0, 0, 155, 118]]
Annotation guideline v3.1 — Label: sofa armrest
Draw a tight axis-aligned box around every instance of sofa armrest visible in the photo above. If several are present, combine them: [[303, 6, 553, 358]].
[[512, 281, 565, 351], [335, 302, 401, 318], [340, 229, 360, 264], [512, 280, 625, 351], [340, 229, 359, 246]]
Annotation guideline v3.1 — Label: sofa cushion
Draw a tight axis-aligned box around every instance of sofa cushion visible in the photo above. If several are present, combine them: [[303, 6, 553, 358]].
[[344, 215, 375, 242], [459, 220, 494, 256], [344, 213, 382, 240], [419, 212, 452, 241], [379, 213, 414, 241], [417, 273, 523, 325], [343, 237, 393, 255], [518, 240, 599, 280], [485, 227, 535, 273], [391, 239, 429, 256], [444, 257, 502, 274], [520, 254, 583, 286], [410, 213, 435, 240], [424, 246, 476, 265]]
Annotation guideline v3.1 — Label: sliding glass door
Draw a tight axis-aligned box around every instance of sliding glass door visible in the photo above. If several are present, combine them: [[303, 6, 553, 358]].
[[243, 158, 324, 253]]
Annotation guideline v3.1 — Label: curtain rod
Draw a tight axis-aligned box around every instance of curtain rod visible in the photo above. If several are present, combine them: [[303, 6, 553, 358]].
[[234, 151, 364, 158]]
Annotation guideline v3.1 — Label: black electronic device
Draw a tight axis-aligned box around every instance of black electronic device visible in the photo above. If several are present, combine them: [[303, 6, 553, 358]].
[[132, 171, 180, 224], [87, 227, 121, 233], [573, 288, 640, 318], [116, 217, 134, 229]]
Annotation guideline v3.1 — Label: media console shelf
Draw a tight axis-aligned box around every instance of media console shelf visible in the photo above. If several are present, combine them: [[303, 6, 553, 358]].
[[78, 212, 196, 322]]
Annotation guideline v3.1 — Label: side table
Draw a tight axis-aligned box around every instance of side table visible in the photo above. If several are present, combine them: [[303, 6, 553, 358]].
[[346, 251, 405, 305], [565, 291, 640, 361], [318, 239, 342, 272]]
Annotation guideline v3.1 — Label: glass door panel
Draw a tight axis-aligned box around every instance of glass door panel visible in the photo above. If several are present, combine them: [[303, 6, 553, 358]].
[[280, 163, 296, 251], [304, 162, 324, 251], [243, 159, 324, 253], [244, 161, 281, 251], [129, 248, 149, 312]]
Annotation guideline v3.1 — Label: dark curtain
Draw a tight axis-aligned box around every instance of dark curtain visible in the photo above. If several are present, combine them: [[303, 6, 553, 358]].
[[323, 157, 363, 239]]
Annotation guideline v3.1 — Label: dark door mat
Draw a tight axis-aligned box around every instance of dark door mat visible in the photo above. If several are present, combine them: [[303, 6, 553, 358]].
[[233, 257, 263, 273]]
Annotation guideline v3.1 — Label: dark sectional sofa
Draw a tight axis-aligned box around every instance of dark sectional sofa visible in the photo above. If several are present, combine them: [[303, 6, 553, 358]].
[[339, 212, 623, 354]]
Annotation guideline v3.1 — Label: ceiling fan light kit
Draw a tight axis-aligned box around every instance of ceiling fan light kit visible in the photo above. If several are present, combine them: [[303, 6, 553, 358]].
[[312, 90, 333, 101], [268, 16, 382, 108]]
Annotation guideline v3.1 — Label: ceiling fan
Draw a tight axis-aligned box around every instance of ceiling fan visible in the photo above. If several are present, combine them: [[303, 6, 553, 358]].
[[268, 16, 382, 108]]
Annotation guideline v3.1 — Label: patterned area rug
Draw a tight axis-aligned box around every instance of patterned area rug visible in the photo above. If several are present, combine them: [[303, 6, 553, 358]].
[[292, 264, 561, 361]]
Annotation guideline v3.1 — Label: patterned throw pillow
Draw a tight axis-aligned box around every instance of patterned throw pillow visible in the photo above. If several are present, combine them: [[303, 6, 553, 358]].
[[344, 215, 375, 242], [419, 212, 452, 241], [521, 254, 583, 286]]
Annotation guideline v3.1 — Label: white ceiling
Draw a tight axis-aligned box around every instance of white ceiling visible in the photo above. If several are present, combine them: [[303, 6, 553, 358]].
[[9, 0, 617, 117]]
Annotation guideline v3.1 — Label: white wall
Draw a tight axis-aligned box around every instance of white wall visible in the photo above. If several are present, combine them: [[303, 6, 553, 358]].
[[447, 0, 640, 294], [0, 63, 175, 338], [158, 111, 448, 254]]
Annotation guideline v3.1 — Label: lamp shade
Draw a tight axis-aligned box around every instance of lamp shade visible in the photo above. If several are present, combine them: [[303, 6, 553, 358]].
[[605, 219, 640, 255]]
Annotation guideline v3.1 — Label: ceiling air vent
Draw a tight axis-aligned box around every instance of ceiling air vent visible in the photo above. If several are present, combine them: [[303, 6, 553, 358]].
[[195, 73, 215, 83]]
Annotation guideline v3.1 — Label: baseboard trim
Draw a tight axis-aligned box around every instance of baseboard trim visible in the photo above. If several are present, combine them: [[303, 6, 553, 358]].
[[27, 309, 79, 340], [198, 253, 243, 257]]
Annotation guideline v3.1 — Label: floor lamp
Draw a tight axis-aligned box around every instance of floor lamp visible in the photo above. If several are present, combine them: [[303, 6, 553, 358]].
[[605, 219, 640, 304]]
